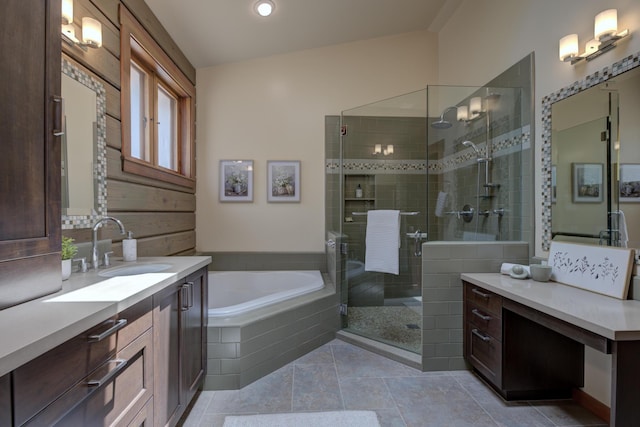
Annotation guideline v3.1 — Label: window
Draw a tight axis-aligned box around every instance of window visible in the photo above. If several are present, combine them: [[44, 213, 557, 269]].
[[120, 7, 196, 189]]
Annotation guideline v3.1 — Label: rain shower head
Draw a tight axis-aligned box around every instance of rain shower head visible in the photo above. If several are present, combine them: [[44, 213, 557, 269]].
[[431, 106, 458, 129], [431, 119, 452, 129]]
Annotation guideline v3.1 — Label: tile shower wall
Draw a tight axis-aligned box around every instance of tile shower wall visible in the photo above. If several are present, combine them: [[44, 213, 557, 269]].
[[421, 241, 529, 370]]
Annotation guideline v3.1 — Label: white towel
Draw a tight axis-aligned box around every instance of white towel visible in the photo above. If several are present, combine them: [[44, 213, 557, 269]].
[[435, 192, 448, 217], [499, 263, 530, 276], [618, 210, 629, 248], [365, 210, 400, 275]]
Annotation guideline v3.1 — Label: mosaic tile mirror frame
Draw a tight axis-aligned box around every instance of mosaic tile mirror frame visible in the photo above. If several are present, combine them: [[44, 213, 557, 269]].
[[541, 50, 640, 251], [61, 58, 108, 229]]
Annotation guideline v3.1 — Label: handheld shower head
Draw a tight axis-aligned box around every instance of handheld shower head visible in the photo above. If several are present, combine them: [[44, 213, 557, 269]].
[[431, 106, 458, 129], [462, 140, 482, 156]]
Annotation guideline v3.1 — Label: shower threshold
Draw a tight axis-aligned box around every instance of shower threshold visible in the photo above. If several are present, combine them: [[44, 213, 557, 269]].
[[336, 330, 422, 370]]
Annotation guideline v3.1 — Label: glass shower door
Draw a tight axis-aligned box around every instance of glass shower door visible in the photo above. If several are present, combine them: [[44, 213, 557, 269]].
[[340, 90, 427, 354]]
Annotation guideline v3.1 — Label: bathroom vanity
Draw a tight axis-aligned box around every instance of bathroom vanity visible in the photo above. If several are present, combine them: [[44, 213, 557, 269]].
[[0, 256, 210, 427], [463, 272, 640, 427]]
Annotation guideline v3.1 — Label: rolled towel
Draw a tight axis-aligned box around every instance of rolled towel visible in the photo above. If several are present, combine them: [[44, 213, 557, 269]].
[[500, 263, 530, 276]]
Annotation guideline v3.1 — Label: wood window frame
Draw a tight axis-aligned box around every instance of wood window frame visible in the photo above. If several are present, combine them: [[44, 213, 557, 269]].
[[120, 6, 196, 189]]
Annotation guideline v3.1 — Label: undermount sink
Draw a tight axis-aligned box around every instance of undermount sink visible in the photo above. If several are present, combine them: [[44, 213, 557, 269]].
[[98, 263, 173, 277]]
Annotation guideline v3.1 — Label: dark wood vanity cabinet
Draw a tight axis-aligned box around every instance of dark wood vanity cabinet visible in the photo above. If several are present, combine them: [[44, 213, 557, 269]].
[[0, 0, 63, 309], [153, 267, 208, 427], [463, 281, 584, 400]]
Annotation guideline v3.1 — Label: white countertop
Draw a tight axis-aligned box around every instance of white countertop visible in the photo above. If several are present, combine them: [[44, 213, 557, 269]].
[[462, 273, 640, 342], [0, 256, 211, 377]]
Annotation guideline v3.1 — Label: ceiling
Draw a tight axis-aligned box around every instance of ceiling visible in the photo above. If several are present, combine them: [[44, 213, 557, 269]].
[[144, 0, 461, 68]]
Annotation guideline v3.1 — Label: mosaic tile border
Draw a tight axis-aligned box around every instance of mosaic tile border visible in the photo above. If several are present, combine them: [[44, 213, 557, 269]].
[[61, 58, 108, 229], [541, 50, 640, 251], [326, 125, 529, 176]]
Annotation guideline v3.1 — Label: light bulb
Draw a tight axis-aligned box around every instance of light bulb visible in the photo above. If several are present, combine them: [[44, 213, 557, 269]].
[[595, 9, 617, 41], [82, 17, 102, 48], [559, 34, 579, 61], [255, 1, 275, 17], [62, 0, 73, 25]]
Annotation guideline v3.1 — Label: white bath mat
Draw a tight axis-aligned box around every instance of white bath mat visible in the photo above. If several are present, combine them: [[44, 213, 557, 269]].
[[222, 410, 380, 427]]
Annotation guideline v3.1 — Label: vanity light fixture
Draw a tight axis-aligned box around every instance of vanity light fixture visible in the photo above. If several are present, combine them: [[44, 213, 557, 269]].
[[255, 0, 275, 17], [559, 9, 629, 65], [61, 0, 102, 50], [458, 97, 486, 125], [373, 144, 394, 156]]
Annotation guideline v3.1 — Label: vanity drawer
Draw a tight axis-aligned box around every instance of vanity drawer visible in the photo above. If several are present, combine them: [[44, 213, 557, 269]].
[[13, 319, 117, 426], [467, 325, 502, 387], [464, 283, 502, 316], [23, 328, 153, 426], [117, 297, 152, 351], [13, 298, 152, 426], [466, 301, 502, 341]]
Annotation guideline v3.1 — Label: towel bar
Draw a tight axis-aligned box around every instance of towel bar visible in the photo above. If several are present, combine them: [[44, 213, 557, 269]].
[[351, 211, 419, 216]]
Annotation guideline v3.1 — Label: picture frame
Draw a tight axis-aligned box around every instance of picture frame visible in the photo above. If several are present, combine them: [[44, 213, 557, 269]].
[[219, 160, 253, 202], [572, 163, 603, 203], [267, 160, 300, 202], [619, 164, 640, 202]]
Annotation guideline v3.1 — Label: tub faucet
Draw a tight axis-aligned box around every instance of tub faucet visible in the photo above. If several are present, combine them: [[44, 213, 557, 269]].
[[91, 216, 126, 269]]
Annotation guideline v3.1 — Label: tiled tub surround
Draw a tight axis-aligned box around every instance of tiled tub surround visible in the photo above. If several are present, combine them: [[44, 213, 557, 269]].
[[204, 272, 339, 390], [421, 241, 529, 370]]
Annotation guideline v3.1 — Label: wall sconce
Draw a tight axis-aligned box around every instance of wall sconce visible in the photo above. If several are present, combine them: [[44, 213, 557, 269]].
[[61, 0, 102, 50], [458, 96, 488, 125], [373, 144, 394, 156], [559, 9, 629, 65]]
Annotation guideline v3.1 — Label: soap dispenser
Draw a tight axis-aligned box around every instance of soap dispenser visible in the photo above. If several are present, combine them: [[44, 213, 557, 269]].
[[122, 231, 137, 262], [355, 184, 363, 198]]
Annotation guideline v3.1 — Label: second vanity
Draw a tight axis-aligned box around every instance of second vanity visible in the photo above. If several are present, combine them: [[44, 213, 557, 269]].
[[462, 273, 640, 427], [0, 256, 210, 427]]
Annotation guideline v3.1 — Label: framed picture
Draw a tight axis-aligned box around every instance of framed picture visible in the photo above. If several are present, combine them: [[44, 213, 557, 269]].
[[572, 163, 603, 203], [220, 160, 253, 202], [620, 164, 640, 202], [267, 160, 300, 202]]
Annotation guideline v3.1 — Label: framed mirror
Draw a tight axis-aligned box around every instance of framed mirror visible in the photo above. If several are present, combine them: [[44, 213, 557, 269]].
[[542, 50, 640, 251], [61, 58, 107, 229]]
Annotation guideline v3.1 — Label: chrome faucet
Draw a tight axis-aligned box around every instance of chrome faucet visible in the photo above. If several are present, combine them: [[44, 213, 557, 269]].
[[91, 216, 126, 269]]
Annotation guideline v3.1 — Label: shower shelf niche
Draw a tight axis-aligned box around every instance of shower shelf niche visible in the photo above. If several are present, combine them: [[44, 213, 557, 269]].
[[344, 174, 375, 223]]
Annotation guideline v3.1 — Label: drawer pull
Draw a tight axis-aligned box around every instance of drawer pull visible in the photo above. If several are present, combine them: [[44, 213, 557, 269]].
[[87, 359, 127, 387], [471, 288, 491, 299], [472, 309, 491, 321], [472, 328, 491, 342], [88, 319, 127, 342]]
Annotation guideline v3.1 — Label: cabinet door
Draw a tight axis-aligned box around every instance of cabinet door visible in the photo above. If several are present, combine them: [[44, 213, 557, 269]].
[[182, 268, 208, 403], [0, 0, 62, 307], [0, 374, 10, 427], [153, 283, 183, 427]]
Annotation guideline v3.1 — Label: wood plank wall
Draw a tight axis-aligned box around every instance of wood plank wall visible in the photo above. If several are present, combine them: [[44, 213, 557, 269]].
[[61, 0, 197, 257]]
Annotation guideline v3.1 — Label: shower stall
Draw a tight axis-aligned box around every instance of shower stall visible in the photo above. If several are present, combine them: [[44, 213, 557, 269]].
[[327, 83, 528, 355]]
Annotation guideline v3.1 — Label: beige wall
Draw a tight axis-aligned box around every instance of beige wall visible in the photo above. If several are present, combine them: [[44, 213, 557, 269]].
[[196, 30, 438, 252], [438, 0, 640, 407]]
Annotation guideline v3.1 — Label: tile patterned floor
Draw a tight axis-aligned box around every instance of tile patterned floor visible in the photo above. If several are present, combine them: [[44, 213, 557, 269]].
[[182, 339, 607, 427]]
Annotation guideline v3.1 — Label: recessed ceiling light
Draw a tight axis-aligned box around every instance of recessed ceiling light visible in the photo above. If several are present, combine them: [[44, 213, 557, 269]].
[[255, 0, 275, 17]]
